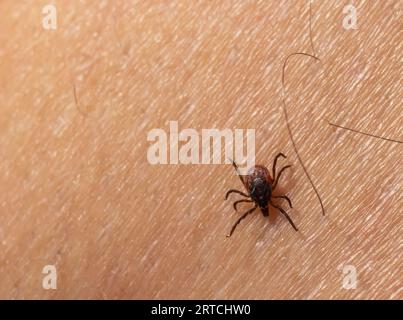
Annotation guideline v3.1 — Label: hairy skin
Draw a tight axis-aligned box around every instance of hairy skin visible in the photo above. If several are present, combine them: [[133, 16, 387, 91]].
[[0, 1, 401, 299]]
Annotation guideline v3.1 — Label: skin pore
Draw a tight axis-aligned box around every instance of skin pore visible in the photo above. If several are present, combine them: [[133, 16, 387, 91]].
[[0, 1, 401, 299]]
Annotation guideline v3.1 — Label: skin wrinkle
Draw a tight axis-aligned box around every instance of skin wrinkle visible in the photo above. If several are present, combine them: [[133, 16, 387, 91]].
[[0, 0, 401, 299]]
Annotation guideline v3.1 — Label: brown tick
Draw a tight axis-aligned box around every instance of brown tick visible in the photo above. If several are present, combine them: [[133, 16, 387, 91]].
[[225, 153, 298, 237]]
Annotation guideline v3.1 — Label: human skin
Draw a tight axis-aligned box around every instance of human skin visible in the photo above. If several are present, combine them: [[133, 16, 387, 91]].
[[0, 0, 401, 299]]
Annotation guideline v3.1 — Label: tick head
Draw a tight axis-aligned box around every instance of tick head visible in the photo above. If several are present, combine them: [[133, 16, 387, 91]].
[[260, 206, 269, 217]]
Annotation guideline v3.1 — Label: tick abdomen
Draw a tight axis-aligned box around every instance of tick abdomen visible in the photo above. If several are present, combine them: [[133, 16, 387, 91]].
[[245, 165, 272, 206]]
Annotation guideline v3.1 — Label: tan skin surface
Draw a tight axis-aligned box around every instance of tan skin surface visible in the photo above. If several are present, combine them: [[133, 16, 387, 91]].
[[0, 1, 401, 299]]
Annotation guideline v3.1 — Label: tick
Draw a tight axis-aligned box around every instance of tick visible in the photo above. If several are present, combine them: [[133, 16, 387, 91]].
[[225, 153, 298, 237]]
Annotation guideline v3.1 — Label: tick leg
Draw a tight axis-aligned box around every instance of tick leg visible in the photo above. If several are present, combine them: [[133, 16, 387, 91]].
[[272, 165, 291, 190], [233, 199, 254, 211], [272, 195, 293, 208], [270, 202, 298, 231], [272, 153, 286, 181], [227, 206, 257, 237], [231, 159, 247, 189], [225, 189, 250, 200]]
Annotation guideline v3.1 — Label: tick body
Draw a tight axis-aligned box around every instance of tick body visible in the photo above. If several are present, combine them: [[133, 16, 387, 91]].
[[225, 153, 298, 237]]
